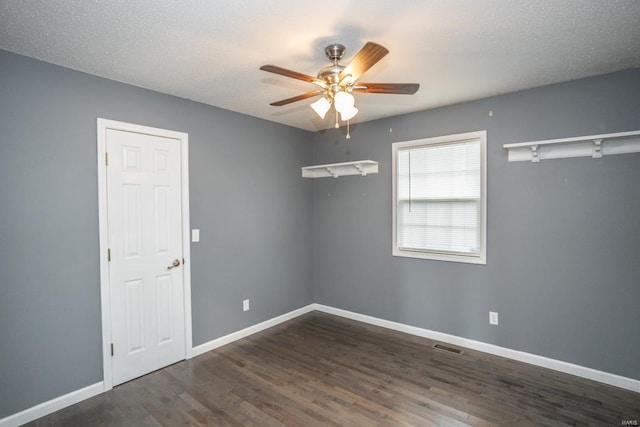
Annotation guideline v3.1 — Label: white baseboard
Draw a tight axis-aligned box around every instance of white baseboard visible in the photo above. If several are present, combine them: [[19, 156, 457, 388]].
[[0, 382, 104, 427], [4, 302, 638, 426], [314, 304, 640, 393], [191, 304, 316, 357], [0, 305, 316, 426]]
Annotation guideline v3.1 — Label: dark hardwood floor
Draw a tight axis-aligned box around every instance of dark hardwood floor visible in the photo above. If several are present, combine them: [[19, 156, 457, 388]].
[[28, 312, 639, 426]]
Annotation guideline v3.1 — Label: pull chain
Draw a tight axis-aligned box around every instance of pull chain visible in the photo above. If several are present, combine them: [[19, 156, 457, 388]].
[[346, 120, 351, 139]]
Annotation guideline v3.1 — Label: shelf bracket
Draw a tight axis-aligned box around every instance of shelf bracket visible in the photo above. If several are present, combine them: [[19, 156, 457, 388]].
[[326, 167, 338, 178], [530, 145, 539, 163], [592, 139, 603, 159], [354, 164, 366, 176]]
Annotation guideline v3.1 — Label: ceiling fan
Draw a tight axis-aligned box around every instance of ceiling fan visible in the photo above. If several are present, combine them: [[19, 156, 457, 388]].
[[260, 41, 419, 137]]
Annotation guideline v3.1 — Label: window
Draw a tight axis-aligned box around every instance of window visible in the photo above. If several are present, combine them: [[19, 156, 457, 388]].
[[392, 131, 487, 264]]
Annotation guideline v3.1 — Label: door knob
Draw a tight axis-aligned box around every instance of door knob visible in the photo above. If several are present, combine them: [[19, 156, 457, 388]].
[[167, 259, 181, 270]]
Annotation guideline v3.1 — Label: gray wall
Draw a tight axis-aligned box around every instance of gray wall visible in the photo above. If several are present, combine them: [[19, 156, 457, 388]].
[[0, 50, 313, 418], [311, 68, 640, 380], [2, 47, 639, 420]]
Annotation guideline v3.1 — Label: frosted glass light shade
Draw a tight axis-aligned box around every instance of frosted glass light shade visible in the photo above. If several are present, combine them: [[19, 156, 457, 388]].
[[334, 91, 355, 113], [310, 97, 331, 119], [340, 106, 358, 121]]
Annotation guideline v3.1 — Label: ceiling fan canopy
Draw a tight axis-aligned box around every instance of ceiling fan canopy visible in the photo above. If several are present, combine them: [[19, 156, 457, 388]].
[[260, 41, 419, 134]]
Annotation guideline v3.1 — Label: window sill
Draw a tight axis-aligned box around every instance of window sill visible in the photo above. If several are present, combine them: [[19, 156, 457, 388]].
[[393, 249, 486, 265]]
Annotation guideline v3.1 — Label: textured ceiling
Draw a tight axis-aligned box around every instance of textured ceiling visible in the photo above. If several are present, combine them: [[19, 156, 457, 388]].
[[1, 0, 639, 131]]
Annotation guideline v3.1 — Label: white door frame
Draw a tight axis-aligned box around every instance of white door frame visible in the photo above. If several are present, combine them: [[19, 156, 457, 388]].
[[97, 118, 193, 391]]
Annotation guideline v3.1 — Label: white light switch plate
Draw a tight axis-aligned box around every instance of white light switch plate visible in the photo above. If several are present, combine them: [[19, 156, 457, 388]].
[[192, 229, 200, 242], [489, 311, 499, 325]]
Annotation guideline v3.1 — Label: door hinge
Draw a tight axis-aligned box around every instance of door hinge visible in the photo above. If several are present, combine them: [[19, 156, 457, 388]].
[[105, 152, 109, 166], [108, 248, 111, 262], [110, 343, 114, 356]]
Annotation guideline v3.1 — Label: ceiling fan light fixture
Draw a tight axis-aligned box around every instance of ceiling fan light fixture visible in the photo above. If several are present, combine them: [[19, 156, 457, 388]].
[[333, 91, 355, 113], [340, 106, 358, 121], [310, 96, 331, 119]]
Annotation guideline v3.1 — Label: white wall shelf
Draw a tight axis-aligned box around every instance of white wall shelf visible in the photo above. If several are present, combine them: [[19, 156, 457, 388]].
[[301, 160, 379, 178], [503, 130, 640, 162]]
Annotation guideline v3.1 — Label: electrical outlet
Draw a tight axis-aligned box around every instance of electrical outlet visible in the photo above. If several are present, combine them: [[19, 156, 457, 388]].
[[489, 311, 499, 325], [243, 299, 250, 312]]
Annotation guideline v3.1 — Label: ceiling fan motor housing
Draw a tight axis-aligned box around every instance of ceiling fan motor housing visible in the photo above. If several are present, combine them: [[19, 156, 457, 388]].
[[317, 64, 345, 85], [318, 44, 347, 87], [318, 44, 350, 95]]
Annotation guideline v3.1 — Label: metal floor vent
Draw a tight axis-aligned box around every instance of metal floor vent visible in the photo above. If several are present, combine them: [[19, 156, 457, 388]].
[[433, 343, 464, 355]]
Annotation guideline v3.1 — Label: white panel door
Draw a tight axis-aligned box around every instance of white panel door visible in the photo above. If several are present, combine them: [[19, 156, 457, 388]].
[[106, 128, 185, 386]]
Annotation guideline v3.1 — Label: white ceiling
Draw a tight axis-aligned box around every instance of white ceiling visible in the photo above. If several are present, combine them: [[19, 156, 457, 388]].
[[1, 1, 639, 131]]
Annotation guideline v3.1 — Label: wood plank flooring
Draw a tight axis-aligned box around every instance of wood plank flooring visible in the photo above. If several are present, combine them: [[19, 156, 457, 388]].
[[27, 312, 640, 426]]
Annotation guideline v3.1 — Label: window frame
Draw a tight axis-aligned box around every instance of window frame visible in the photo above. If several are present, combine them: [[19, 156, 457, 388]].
[[392, 130, 487, 264]]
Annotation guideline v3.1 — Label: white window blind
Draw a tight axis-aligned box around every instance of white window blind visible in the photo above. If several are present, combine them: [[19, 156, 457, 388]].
[[392, 131, 486, 264]]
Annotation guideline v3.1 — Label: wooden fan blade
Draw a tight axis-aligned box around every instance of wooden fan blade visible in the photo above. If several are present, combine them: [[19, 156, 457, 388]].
[[260, 65, 325, 87], [339, 42, 389, 82], [270, 90, 324, 106], [352, 83, 420, 95]]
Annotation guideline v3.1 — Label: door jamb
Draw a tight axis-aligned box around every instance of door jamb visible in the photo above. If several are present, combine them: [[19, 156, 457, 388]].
[[97, 118, 193, 392]]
